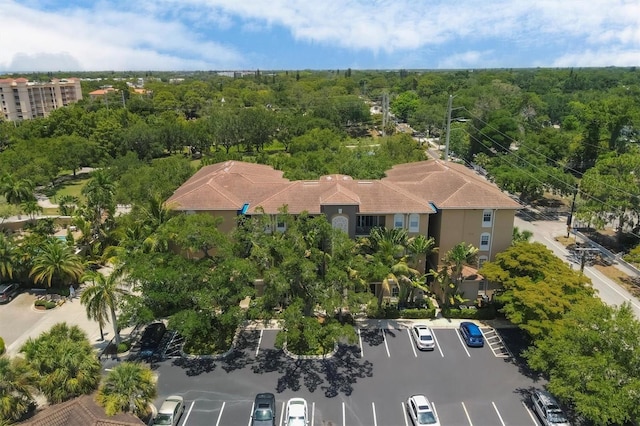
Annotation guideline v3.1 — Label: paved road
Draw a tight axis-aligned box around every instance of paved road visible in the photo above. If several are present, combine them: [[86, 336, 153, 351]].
[[514, 215, 640, 318]]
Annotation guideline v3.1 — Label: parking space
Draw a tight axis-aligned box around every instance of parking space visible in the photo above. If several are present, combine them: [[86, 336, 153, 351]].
[[480, 326, 512, 358]]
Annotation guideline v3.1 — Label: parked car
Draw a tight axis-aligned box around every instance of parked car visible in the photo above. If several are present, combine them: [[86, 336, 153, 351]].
[[531, 389, 571, 426], [459, 321, 484, 347], [139, 322, 167, 359], [252, 392, 276, 426], [411, 325, 435, 350], [406, 394, 440, 425], [152, 395, 184, 426], [0, 283, 20, 304], [285, 397, 308, 426]]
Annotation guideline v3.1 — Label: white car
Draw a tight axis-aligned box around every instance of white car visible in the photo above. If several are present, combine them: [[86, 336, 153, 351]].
[[412, 325, 435, 350], [406, 395, 440, 425], [285, 397, 308, 426], [152, 395, 185, 426]]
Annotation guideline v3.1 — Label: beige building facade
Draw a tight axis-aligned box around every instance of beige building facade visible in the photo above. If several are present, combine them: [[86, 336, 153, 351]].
[[0, 77, 83, 121]]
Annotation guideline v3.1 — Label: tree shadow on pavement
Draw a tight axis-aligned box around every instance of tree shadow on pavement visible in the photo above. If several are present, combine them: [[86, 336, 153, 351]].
[[359, 328, 383, 347], [251, 344, 373, 397], [171, 357, 218, 376]]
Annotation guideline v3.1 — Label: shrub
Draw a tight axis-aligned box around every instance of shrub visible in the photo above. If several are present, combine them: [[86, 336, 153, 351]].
[[117, 341, 131, 353], [400, 308, 437, 319], [441, 305, 497, 320], [34, 300, 57, 309], [0, 336, 5, 355], [366, 302, 401, 319]]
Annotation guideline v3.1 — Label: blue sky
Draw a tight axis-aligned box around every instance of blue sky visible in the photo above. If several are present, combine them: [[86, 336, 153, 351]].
[[2, 0, 639, 72]]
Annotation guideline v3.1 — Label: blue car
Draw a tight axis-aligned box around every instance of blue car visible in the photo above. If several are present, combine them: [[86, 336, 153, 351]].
[[459, 322, 484, 347]]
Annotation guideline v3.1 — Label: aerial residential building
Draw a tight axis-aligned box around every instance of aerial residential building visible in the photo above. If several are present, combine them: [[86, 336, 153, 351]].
[[0, 77, 83, 121]]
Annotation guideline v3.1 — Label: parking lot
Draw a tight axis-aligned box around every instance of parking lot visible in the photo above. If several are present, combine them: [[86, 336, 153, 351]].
[[151, 325, 544, 426]]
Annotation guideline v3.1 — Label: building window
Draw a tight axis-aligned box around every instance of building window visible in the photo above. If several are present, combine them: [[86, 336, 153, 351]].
[[482, 209, 493, 228], [391, 286, 399, 297], [480, 233, 490, 250], [276, 217, 286, 232], [356, 215, 385, 235], [478, 256, 488, 267], [394, 214, 404, 229], [408, 213, 419, 232]]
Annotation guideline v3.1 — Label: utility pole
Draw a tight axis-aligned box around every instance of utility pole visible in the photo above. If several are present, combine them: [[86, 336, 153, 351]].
[[566, 186, 578, 238], [381, 92, 390, 137], [444, 94, 453, 161]]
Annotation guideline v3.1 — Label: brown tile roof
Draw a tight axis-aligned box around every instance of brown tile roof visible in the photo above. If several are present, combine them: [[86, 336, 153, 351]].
[[166, 159, 519, 215], [383, 160, 521, 209], [21, 394, 145, 426]]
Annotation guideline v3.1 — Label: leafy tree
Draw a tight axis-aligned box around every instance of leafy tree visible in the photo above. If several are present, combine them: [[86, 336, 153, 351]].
[[160, 213, 227, 259], [391, 91, 420, 122], [29, 238, 84, 287], [525, 301, 640, 425], [0, 174, 34, 205], [20, 323, 101, 404], [480, 242, 594, 338], [0, 357, 35, 424], [96, 362, 156, 418]]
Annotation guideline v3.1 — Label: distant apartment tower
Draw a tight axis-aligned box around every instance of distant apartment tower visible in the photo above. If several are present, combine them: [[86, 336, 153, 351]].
[[0, 77, 83, 121]]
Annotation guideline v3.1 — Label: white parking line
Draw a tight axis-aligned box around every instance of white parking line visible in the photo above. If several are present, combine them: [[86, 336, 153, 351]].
[[401, 402, 409, 426], [358, 328, 364, 358], [522, 400, 539, 425], [279, 401, 285, 426], [431, 402, 439, 424], [215, 401, 225, 426], [372, 402, 378, 426], [342, 401, 345, 426], [247, 401, 255, 426], [181, 401, 195, 426], [312, 401, 315, 426], [407, 329, 417, 357], [456, 329, 471, 357], [432, 331, 444, 357], [382, 329, 390, 357], [492, 401, 506, 426], [256, 329, 263, 356], [461, 401, 473, 426]]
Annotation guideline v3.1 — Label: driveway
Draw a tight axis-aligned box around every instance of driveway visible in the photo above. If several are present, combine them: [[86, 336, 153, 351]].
[[0, 291, 44, 349]]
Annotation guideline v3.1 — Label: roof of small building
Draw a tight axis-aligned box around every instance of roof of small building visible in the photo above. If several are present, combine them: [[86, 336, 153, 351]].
[[166, 160, 520, 214], [20, 394, 145, 426]]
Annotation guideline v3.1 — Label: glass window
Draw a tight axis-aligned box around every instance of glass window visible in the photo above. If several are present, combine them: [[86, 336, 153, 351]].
[[408, 213, 419, 232], [480, 233, 490, 250], [394, 214, 404, 229], [482, 209, 493, 227], [478, 255, 488, 267]]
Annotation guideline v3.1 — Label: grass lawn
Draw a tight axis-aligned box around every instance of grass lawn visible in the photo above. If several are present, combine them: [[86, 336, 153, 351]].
[[49, 178, 89, 204]]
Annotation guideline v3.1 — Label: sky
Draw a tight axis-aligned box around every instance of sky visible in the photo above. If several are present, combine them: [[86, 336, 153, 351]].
[[1, 0, 640, 72]]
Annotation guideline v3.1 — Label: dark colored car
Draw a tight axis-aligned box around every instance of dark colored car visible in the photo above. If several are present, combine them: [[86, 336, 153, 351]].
[[459, 321, 484, 347], [0, 283, 20, 304], [252, 393, 276, 426], [139, 322, 167, 359]]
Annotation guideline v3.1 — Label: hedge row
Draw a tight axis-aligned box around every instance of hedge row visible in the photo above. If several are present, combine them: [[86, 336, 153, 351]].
[[441, 305, 497, 320], [34, 300, 58, 309], [367, 306, 437, 319]]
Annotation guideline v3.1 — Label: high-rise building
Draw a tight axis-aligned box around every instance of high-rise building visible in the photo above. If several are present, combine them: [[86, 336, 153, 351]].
[[0, 77, 83, 121]]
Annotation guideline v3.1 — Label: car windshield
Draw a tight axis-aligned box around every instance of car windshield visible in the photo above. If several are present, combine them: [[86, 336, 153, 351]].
[[153, 413, 173, 425], [420, 335, 433, 341], [254, 409, 273, 420], [417, 411, 437, 424], [548, 409, 568, 423]]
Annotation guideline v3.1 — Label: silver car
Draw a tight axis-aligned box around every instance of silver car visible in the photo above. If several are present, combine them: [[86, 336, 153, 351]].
[[531, 389, 571, 426], [153, 395, 185, 426]]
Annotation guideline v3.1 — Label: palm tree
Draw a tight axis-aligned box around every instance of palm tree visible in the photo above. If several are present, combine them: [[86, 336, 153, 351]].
[[0, 233, 16, 283], [407, 235, 438, 274], [20, 323, 101, 404], [81, 169, 115, 222], [0, 174, 35, 205], [96, 362, 157, 418], [57, 195, 79, 216], [29, 238, 84, 287], [0, 357, 35, 423], [441, 242, 479, 306], [512, 226, 534, 244], [20, 200, 42, 221], [81, 270, 129, 347]]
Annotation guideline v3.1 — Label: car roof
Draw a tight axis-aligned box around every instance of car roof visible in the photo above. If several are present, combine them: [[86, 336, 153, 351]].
[[158, 396, 183, 413], [534, 389, 560, 405], [410, 395, 432, 411], [287, 398, 306, 416]]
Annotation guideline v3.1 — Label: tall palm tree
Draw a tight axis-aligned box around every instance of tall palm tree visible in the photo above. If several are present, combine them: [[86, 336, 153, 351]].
[[96, 362, 157, 418], [441, 242, 479, 306], [29, 238, 84, 287], [57, 195, 79, 216], [0, 233, 16, 283], [0, 357, 35, 423], [20, 323, 101, 404], [407, 235, 438, 274], [81, 270, 129, 347]]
